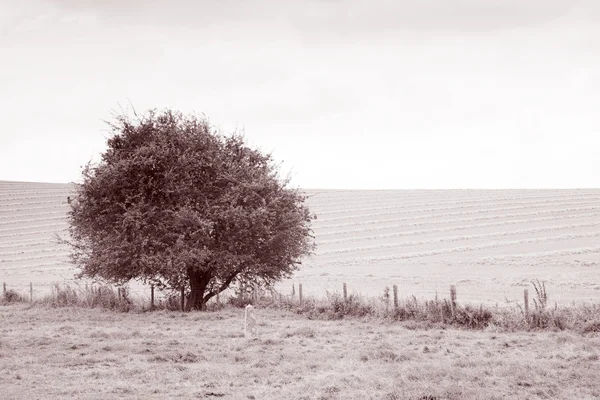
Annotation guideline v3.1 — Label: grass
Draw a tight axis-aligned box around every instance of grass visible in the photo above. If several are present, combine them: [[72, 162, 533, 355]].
[[0, 289, 28, 304], [0, 304, 599, 399], [263, 286, 600, 333], [3, 281, 600, 333]]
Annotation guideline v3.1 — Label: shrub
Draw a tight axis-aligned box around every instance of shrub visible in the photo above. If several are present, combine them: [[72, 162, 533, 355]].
[[582, 320, 600, 334], [1, 289, 26, 304], [35, 283, 134, 312], [454, 305, 493, 329]]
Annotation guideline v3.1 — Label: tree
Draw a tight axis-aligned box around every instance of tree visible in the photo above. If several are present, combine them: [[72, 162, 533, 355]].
[[68, 109, 315, 310]]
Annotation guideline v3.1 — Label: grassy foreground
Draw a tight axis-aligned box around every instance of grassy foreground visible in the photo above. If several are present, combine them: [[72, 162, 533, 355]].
[[1, 304, 599, 399]]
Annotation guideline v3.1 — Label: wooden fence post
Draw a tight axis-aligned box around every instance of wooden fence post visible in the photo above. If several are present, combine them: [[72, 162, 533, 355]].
[[181, 286, 185, 311], [30, 282, 33, 302], [292, 283, 295, 298], [524, 289, 529, 319], [298, 283, 303, 305], [393, 284, 398, 309], [3, 282, 6, 295], [216, 290, 220, 306], [117, 287, 121, 300], [384, 287, 390, 312], [343, 282, 347, 301], [450, 285, 457, 318], [150, 285, 155, 310]]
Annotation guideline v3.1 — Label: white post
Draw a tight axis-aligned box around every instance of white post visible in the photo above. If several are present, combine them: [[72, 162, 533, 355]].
[[244, 304, 257, 339]]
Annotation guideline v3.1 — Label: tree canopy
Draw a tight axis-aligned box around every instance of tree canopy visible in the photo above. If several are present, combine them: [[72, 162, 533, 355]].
[[68, 110, 315, 310]]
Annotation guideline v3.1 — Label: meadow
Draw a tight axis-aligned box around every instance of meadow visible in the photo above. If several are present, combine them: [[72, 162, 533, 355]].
[[1, 304, 599, 400]]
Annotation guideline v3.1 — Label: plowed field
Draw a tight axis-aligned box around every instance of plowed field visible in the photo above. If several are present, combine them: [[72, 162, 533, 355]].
[[1, 181, 599, 305]]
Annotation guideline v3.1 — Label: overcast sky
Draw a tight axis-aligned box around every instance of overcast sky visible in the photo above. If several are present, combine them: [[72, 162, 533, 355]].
[[1, 0, 598, 189]]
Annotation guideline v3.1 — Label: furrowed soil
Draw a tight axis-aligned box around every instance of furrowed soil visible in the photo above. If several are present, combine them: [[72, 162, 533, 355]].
[[2, 181, 600, 305], [1, 305, 599, 400]]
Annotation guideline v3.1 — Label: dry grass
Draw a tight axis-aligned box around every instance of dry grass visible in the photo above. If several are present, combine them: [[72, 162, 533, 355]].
[[1, 304, 599, 399], [264, 290, 600, 333], [5, 282, 600, 334]]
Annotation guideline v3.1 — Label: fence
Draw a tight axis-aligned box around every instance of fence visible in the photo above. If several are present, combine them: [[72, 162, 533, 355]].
[[0, 279, 562, 315]]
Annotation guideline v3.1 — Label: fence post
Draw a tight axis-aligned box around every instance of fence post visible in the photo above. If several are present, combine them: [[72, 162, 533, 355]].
[[450, 285, 457, 318], [384, 287, 390, 312], [343, 282, 347, 301], [3, 282, 6, 295], [30, 282, 33, 302], [524, 289, 529, 319], [117, 287, 121, 300], [216, 290, 220, 306], [150, 285, 155, 310], [393, 284, 398, 309], [253, 283, 259, 304], [292, 283, 295, 298], [181, 286, 185, 311], [299, 283, 303, 305]]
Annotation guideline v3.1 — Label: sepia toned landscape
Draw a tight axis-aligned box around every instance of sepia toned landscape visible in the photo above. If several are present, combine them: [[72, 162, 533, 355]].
[[1, 179, 599, 399], [3, 1, 600, 399], [1, 305, 599, 400], [2, 180, 599, 306]]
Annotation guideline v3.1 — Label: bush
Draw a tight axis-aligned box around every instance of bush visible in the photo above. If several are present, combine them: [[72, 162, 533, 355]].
[[582, 320, 600, 334], [454, 305, 493, 329], [1, 289, 26, 304], [327, 292, 374, 319], [35, 283, 134, 312]]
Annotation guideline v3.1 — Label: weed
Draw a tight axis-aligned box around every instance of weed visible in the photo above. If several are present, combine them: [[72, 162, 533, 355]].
[[582, 320, 600, 334], [1, 289, 27, 304], [531, 279, 548, 310], [5, 281, 600, 333], [454, 305, 493, 329], [34, 283, 134, 312]]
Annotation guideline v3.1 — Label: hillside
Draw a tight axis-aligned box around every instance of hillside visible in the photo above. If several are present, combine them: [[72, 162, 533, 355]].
[[298, 188, 600, 305], [0, 180, 72, 296], [1, 181, 599, 305]]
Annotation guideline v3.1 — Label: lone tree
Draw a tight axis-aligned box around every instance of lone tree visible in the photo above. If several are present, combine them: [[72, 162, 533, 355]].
[[68, 109, 315, 310]]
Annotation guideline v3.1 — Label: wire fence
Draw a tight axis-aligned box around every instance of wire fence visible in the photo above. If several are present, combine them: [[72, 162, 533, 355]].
[[2, 278, 598, 312]]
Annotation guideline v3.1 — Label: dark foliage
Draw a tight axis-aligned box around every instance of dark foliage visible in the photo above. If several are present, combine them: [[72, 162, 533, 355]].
[[1, 289, 26, 304], [68, 109, 315, 310]]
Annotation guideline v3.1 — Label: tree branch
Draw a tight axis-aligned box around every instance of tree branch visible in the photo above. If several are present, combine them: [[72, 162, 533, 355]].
[[203, 267, 244, 302]]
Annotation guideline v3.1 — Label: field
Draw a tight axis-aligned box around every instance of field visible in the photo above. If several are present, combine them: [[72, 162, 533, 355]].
[[1, 304, 599, 400], [0, 181, 73, 296], [2, 180, 599, 306], [296, 188, 600, 306], [1, 180, 600, 399]]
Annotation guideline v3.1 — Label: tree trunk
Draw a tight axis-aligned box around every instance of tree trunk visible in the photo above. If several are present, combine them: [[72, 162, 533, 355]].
[[201, 269, 244, 306], [186, 269, 211, 311]]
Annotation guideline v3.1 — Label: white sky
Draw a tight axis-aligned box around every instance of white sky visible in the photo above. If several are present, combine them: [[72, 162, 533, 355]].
[[1, 0, 599, 189]]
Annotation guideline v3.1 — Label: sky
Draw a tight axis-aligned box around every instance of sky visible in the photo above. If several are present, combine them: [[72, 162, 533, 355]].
[[0, 0, 599, 189]]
